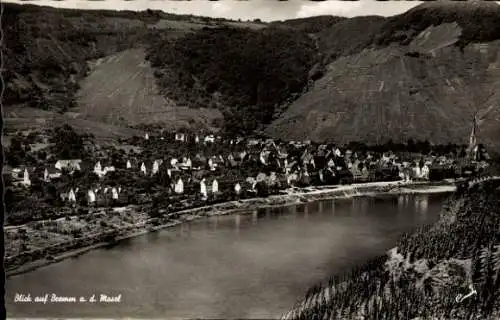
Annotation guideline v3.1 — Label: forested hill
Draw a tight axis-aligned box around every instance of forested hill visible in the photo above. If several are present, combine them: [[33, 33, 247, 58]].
[[3, 1, 500, 149]]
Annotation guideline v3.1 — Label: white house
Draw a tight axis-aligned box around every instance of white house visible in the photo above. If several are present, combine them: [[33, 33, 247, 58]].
[[204, 135, 215, 144], [248, 139, 259, 146], [44, 167, 62, 180], [212, 179, 219, 194], [421, 164, 430, 180], [180, 158, 192, 170], [152, 160, 163, 175], [234, 183, 241, 195], [259, 151, 267, 165], [208, 158, 216, 171], [145, 133, 149, 140], [21, 169, 31, 187], [200, 179, 208, 199], [103, 166, 115, 175], [414, 165, 422, 179], [111, 187, 119, 200], [94, 161, 103, 175], [126, 160, 132, 169], [175, 133, 185, 142], [140, 162, 147, 175], [68, 188, 76, 203], [286, 172, 298, 186], [170, 158, 179, 168], [87, 190, 96, 204], [55, 159, 82, 172], [174, 178, 184, 194]]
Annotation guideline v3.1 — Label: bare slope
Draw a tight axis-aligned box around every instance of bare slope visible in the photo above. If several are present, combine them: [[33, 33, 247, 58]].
[[74, 48, 222, 130]]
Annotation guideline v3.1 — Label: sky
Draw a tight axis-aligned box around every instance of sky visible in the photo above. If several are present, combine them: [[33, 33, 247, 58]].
[[6, 0, 424, 22]]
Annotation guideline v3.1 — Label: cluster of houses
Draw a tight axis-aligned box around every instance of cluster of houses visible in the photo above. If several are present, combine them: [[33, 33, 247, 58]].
[[6, 131, 487, 211]]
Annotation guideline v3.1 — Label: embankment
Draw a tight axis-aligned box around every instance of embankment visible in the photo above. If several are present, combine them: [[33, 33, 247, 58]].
[[6, 180, 455, 278], [282, 177, 500, 320]]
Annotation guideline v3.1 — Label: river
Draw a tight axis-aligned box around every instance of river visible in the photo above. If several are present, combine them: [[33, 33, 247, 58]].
[[6, 193, 451, 319]]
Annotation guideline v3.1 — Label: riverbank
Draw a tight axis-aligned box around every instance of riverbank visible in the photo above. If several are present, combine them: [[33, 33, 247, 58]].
[[6, 180, 456, 278], [281, 177, 500, 320]]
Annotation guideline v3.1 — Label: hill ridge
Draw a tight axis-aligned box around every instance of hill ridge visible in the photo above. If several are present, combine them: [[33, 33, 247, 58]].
[[3, 2, 500, 150]]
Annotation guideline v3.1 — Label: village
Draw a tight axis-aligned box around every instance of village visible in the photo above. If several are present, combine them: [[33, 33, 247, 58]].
[[4, 126, 491, 226]]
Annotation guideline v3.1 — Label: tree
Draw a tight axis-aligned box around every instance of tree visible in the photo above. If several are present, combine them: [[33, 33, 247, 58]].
[[407, 139, 416, 153], [50, 125, 87, 159], [7, 136, 26, 166], [416, 139, 431, 155]]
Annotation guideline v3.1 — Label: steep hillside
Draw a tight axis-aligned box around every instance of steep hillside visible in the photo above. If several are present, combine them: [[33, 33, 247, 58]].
[[4, 1, 500, 147], [2, 2, 264, 135], [145, 26, 318, 134], [317, 16, 386, 62], [266, 1, 500, 150], [74, 48, 222, 130], [3, 3, 160, 112]]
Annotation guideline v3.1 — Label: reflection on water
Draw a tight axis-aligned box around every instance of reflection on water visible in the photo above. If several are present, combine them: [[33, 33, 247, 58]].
[[235, 213, 241, 232], [6, 193, 451, 319]]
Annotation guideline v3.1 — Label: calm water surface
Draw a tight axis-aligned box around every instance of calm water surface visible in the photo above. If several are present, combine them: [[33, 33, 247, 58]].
[[7, 193, 451, 319]]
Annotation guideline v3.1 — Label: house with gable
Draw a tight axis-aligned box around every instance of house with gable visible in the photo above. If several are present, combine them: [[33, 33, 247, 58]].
[[55, 159, 82, 173], [204, 134, 215, 144], [175, 132, 186, 142]]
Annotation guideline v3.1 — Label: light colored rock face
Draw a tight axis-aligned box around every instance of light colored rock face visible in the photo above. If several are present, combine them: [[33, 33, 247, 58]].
[[266, 23, 500, 151]]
